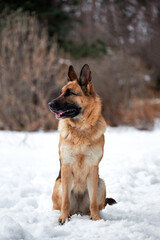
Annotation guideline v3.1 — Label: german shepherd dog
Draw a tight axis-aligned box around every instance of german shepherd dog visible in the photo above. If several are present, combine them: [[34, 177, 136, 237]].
[[48, 64, 116, 224]]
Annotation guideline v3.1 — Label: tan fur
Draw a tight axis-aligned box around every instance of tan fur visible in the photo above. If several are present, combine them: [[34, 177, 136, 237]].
[[51, 67, 107, 224]]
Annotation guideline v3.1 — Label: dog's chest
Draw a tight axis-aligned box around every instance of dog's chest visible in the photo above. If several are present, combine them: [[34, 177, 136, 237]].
[[60, 140, 103, 166]]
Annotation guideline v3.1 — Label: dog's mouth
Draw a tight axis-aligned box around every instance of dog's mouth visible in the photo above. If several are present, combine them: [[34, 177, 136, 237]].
[[55, 109, 78, 119], [48, 100, 81, 119]]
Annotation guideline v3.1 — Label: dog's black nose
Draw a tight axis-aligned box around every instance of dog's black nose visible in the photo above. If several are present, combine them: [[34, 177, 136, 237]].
[[48, 101, 55, 110]]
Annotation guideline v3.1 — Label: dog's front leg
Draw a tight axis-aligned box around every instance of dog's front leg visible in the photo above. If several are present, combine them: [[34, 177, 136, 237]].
[[59, 164, 71, 224], [87, 166, 101, 220]]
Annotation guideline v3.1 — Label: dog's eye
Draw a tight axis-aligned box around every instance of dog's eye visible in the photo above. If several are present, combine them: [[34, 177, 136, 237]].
[[64, 89, 77, 97]]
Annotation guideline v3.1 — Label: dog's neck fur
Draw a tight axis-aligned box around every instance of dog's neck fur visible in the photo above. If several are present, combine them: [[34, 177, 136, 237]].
[[58, 95, 107, 144]]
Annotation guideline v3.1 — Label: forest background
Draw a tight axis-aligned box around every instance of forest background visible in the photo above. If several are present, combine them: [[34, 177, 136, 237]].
[[0, 0, 160, 131]]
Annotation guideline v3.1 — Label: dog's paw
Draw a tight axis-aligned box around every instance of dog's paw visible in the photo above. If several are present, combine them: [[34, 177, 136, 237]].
[[58, 214, 70, 225], [90, 214, 102, 221]]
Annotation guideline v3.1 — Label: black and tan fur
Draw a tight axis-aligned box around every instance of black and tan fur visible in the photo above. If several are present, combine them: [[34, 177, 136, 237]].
[[48, 64, 116, 224]]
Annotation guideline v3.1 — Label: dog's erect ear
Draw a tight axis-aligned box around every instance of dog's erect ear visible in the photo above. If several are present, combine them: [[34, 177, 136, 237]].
[[68, 65, 78, 81], [79, 64, 92, 94]]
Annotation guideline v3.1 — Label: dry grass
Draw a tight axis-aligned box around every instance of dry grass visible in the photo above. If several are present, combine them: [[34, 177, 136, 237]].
[[119, 98, 160, 130], [0, 11, 68, 131]]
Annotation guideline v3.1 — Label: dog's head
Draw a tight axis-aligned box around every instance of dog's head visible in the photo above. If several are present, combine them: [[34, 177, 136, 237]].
[[48, 64, 96, 120]]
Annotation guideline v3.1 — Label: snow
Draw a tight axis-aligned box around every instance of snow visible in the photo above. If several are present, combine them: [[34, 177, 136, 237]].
[[0, 127, 160, 240]]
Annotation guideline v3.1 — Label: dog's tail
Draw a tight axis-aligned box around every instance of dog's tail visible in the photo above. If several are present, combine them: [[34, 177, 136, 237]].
[[105, 198, 117, 206]]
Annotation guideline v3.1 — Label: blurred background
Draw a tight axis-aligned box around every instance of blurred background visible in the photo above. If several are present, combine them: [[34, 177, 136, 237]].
[[0, 0, 160, 131]]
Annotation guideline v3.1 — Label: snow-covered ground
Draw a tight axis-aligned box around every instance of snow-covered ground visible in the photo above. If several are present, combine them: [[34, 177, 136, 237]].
[[0, 126, 160, 240]]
